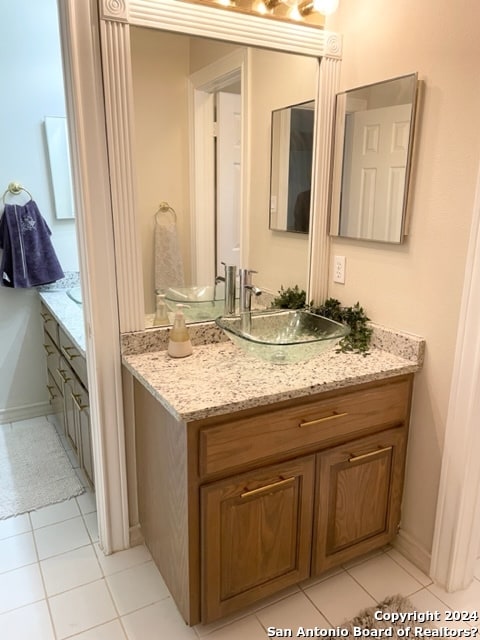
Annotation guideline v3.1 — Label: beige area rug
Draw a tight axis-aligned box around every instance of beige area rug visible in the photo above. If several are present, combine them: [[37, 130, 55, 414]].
[[0, 419, 85, 519], [343, 595, 428, 637]]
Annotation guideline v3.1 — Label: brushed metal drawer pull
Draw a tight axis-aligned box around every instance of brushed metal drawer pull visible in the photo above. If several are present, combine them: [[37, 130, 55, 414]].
[[64, 346, 80, 360], [299, 412, 348, 428], [43, 343, 54, 356], [240, 476, 295, 499], [41, 312, 52, 322], [349, 446, 393, 464], [72, 393, 88, 411]]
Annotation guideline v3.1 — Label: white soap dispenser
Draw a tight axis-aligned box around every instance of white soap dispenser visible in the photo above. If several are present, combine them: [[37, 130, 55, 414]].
[[167, 305, 193, 358]]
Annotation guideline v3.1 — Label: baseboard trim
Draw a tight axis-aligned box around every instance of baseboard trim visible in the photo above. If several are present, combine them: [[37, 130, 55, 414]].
[[393, 528, 432, 577], [0, 401, 52, 425], [129, 523, 144, 547]]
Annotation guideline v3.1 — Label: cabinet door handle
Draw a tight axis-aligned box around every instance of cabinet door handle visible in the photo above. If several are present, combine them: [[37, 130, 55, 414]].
[[43, 343, 54, 356], [56, 368, 71, 383], [72, 393, 88, 411], [47, 384, 57, 400], [349, 446, 393, 464], [240, 476, 295, 499], [64, 346, 80, 360], [299, 412, 348, 428]]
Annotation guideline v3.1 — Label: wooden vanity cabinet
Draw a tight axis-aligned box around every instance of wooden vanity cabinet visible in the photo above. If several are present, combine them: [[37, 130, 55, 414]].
[[133, 373, 413, 626], [40, 301, 94, 488]]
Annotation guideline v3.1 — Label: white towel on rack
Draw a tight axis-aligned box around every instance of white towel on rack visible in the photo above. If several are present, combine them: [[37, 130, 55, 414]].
[[154, 208, 184, 293]]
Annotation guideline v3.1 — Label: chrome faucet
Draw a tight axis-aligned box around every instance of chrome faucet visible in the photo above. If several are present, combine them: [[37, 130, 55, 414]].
[[239, 268, 262, 314], [215, 262, 237, 315]]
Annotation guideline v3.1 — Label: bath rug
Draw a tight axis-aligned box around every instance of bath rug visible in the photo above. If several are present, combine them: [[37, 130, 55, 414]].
[[0, 419, 85, 519], [343, 594, 430, 637]]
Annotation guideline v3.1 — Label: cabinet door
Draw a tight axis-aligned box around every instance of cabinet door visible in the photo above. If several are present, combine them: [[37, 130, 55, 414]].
[[46, 371, 64, 435], [201, 455, 315, 623], [75, 384, 94, 488], [64, 377, 79, 456], [313, 428, 407, 574]]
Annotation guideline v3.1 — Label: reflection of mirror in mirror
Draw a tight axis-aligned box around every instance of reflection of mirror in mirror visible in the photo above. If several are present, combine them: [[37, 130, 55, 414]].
[[44, 116, 75, 220], [131, 28, 318, 326], [330, 73, 418, 244], [269, 100, 315, 234]]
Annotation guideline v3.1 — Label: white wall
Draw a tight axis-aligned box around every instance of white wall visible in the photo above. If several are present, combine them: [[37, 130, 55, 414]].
[[0, 0, 78, 421], [326, 0, 480, 567]]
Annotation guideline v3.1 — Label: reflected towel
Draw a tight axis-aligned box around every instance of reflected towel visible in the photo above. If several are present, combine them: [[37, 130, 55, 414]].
[[0, 200, 64, 288], [154, 211, 184, 293]]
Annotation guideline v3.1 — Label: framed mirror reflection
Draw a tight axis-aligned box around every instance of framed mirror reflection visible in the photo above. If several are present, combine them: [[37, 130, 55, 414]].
[[269, 99, 315, 234], [329, 73, 419, 244]]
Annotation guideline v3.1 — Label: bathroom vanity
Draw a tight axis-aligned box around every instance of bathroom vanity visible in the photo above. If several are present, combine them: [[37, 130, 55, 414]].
[[39, 292, 94, 488], [122, 324, 424, 625]]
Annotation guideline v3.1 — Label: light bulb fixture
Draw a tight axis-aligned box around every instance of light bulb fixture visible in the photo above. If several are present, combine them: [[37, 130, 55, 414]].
[[299, 0, 339, 16]]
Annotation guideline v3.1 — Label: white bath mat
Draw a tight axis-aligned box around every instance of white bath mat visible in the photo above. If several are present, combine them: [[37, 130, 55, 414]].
[[0, 419, 85, 519]]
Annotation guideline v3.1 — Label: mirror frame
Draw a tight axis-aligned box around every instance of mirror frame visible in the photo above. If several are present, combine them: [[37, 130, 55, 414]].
[[97, 0, 342, 332], [329, 73, 419, 244], [269, 99, 315, 234]]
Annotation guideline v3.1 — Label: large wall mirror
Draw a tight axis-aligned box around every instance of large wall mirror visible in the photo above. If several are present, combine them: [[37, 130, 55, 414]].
[[130, 29, 318, 326], [329, 73, 418, 244], [97, 0, 342, 333]]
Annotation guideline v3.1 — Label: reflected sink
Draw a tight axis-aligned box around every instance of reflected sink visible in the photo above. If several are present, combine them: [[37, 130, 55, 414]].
[[215, 309, 350, 364], [67, 286, 82, 304], [164, 285, 225, 322], [165, 285, 223, 303]]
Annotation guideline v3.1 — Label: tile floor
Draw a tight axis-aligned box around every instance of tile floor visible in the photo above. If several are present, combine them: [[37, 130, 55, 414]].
[[1, 417, 480, 639]]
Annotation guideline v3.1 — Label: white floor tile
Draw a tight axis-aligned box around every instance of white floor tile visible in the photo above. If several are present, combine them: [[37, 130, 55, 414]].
[[40, 543, 103, 596], [347, 553, 424, 602], [0, 513, 31, 540], [204, 614, 268, 640], [95, 542, 152, 576], [0, 600, 55, 640], [408, 588, 473, 630], [256, 591, 330, 634], [386, 548, 433, 587], [77, 490, 97, 515], [305, 570, 376, 626], [49, 579, 117, 639], [30, 497, 80, 529], [84, 510, 99, 542], [34, 515, 90, 560], [122, 599, 198, 640], [0, 563, 45, 614], [428, 578, 480, 612], [68, 619, 128, 639], [0, 531, 37, 573], [106, 560, 170, 615]]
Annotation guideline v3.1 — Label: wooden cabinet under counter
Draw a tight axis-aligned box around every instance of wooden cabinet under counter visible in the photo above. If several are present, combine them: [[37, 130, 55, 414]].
[[133, 373, 413, 626], [40, 299, 94, 488]]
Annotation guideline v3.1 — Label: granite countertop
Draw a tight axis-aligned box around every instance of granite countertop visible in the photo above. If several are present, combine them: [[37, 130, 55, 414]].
[[39, 290, 86, 354], [122, 324, 425, 423]]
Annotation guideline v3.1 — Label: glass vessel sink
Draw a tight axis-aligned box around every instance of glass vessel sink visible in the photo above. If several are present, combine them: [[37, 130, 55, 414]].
[[67, 286, 82, 304], [164, 285, 225, 322], [215, 309, 350, 364]]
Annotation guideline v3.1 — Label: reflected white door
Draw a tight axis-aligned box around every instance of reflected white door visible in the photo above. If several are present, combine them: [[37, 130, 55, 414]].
[[216, 91, 241, 276], [341, 103, 412, 242]]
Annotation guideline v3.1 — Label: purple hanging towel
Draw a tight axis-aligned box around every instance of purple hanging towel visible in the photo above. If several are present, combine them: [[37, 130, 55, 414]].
[[0, 200, 65, 288]]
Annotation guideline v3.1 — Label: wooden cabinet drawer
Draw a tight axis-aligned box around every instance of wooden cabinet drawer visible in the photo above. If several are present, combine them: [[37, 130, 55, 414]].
[[40, 302, 58, 342], [59, 326, 88, 387], [198, 377, 412, 478]]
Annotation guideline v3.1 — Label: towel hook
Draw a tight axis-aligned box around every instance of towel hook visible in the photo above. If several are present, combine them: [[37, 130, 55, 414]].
[[2, 182, 33, 204], [155, 201, 177, 224]]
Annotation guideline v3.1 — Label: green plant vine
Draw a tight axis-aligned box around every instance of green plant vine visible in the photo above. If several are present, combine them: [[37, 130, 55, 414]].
[[271, 287, 372, 356]]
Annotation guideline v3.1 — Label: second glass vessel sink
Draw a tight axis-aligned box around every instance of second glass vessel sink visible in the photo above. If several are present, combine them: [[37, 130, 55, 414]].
[[215, 309, 350, 364]]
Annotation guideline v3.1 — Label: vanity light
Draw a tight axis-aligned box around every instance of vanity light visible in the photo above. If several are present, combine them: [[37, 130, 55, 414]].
[[299, 0, 339, 15]]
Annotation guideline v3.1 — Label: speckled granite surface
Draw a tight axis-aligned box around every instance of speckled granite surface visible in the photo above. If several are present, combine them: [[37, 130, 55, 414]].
[[38, 290, 86, 354], [122, 325, 425, 422]]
